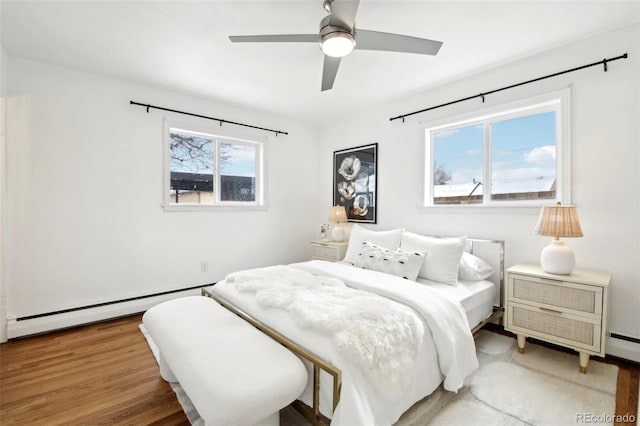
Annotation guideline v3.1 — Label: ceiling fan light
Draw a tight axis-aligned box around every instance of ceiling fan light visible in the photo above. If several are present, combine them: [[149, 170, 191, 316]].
[[321, 32, 355, 58]]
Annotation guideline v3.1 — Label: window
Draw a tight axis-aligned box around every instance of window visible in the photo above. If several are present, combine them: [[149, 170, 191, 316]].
[[424, 90, 569, 207], [163, 121, 264, 210]]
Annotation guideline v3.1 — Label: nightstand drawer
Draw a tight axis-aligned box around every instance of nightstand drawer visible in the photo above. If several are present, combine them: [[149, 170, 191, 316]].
[[509, 274, 602, 316], [310, 241, 347, 262], [507, 303, 601, 353]]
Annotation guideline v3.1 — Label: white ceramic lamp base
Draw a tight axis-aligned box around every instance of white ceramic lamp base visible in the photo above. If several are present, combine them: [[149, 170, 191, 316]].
[[331, 225, 345, 242], [540, 239, 575, 275]]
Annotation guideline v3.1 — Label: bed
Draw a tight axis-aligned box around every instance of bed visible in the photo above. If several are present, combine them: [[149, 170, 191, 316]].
[[203, 228, 504, 426]]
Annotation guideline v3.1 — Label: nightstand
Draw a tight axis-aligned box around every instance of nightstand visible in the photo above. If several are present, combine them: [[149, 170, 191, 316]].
[[505, 264, 610, 373], [309, 240, 348, 262]]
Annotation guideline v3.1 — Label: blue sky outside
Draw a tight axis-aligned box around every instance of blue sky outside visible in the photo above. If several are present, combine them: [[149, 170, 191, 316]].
[[433, 111, 556, 185], [220, 142, 256, 177]]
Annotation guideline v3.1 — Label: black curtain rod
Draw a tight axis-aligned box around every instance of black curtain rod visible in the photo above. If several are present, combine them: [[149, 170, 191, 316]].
[[389, 53, 629, 122], [129, 101, 288, 136]]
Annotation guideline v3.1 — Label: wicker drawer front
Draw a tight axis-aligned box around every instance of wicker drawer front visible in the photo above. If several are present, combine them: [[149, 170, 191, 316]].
[[509, 305, 600, 352], [311, 244, 337, 260], [511, 276, 600, 315]]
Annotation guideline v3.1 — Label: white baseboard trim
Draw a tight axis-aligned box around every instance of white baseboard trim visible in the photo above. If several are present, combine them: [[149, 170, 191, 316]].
[[606, 334, 640, 363], [6, 288, 201, 339]]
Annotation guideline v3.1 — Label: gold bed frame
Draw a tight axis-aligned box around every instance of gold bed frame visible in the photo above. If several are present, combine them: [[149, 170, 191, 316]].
[[202, 238, 504, 426]]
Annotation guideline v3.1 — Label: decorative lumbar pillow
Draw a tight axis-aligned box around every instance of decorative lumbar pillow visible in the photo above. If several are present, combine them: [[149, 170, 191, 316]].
[[343, 225, 403, 265], [399, 231, 467, 285], [354, 241, 426, 281], [458, 252, 494, 281]]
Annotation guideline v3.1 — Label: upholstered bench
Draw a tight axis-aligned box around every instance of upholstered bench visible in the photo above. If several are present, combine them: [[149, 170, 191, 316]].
[[143, 296, 308, 426]]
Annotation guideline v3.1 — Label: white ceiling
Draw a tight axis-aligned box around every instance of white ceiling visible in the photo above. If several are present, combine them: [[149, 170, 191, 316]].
[[1, 1, 639, 126]]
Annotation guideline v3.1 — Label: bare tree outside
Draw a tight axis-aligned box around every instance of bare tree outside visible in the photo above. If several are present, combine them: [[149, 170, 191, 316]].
[[433, 161, 451, 185], [170, 132, 232, 173]]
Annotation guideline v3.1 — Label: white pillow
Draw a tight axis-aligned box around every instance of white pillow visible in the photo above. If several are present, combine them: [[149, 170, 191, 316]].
[[354, 241, 426, 281], [458, 252, 494, 281], [343, 225, 403, 265], [400, 231, 467, 285]]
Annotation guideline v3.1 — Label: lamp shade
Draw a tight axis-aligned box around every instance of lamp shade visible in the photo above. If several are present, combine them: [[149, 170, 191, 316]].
[[534, 202, 583, 275], [534, 202, 583, 238], [328, 206, 347, 223]]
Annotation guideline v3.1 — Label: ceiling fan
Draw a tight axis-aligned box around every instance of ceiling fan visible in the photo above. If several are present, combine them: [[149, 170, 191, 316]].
[[229, 0, 443, 91]]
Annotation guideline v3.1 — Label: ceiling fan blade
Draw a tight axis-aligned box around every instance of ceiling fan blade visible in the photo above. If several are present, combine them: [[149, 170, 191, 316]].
[[229, 34, 318, 43], [329, 0, 360, 29], [321, 55, 342, 91], [354, 29, 443, 55]]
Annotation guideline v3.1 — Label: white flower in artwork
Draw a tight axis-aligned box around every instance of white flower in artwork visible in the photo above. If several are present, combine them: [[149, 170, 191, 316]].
[[338, 156, 361, 181], [352, 194, 369, 216], [337, 181, 356, 200]]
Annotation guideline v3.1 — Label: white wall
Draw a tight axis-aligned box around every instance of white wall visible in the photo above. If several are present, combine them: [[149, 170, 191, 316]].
[[5, 57, 321, 327], [317, 25, 640, 360]]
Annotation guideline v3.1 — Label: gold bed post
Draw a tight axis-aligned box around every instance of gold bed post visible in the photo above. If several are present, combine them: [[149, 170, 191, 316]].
[[313, 365, 320, 420]]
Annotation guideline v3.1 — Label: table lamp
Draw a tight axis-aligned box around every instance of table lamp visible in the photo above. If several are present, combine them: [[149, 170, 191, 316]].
[[328, 206, 347, 242], [534, 202, 583, 274]]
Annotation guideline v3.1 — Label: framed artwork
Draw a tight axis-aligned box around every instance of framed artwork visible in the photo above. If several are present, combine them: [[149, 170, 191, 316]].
[[333, 143, 377, 223]]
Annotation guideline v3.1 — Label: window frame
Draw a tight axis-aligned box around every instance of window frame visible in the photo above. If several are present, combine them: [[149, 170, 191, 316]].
[[162, 118, 267, 212], [422, 89, 571, 212]]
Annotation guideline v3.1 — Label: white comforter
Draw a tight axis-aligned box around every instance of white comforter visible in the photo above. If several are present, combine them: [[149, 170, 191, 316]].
[[211, 260, 478, 426], [227, 265, 425, 391]]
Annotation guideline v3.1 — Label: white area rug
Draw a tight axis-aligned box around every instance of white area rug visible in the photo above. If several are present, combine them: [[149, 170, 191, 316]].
[[139, 325, 618, 426], [398, 329, 618, 426]]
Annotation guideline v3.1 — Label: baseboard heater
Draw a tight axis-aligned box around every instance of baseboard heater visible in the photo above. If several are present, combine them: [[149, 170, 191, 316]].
[[610, 332, 640, 344], [608, 332, 640, 363], [7, 284, 209, 339]]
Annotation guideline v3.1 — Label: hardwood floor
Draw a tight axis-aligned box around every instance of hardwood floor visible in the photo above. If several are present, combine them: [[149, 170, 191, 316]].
[[0, 314, 188, 425], [1, 315, 638, 425]]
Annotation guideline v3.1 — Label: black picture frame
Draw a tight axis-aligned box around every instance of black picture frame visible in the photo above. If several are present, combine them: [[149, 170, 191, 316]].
[[333, 143, 377, 223]]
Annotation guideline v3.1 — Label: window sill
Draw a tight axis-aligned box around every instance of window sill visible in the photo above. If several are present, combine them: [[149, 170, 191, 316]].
[[162, 204, 269, 212]]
